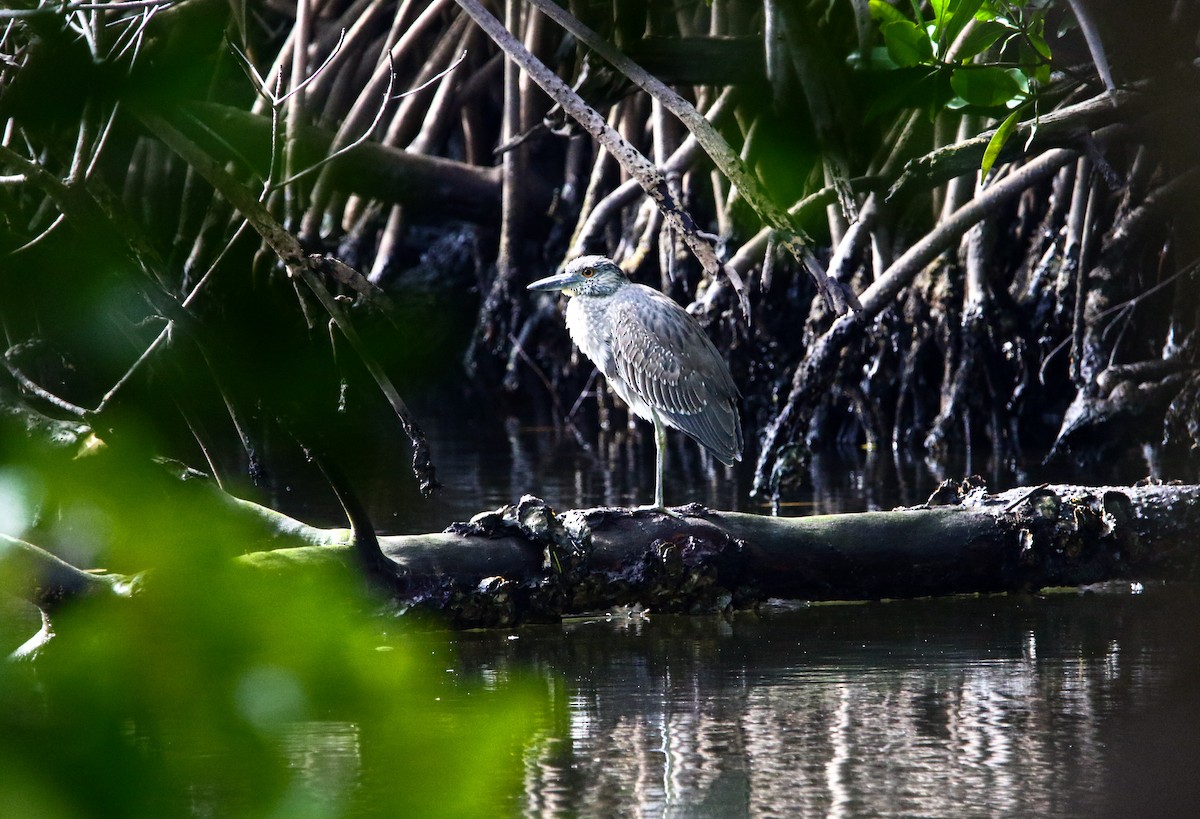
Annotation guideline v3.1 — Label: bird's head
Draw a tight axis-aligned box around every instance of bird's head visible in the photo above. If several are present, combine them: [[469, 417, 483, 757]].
[[527, 255, 628, 298]]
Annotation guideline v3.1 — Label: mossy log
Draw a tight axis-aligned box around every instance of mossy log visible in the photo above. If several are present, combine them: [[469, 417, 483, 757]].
[[241, 480, 1200, 627]]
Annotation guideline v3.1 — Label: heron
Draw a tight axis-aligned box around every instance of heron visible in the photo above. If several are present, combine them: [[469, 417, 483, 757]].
[[527, 255, 743, 511]]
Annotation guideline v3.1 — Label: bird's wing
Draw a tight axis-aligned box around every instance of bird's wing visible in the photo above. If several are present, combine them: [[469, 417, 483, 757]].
[[608, 288, 743, 464]]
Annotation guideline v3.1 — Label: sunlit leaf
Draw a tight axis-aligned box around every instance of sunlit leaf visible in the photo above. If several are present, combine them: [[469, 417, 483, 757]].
[[981, 107, 1024, 178], [936, 0, 985, 46], [1007, 67, 1030, 95], [869, 0, 908, 25], [1027, 29, 1052, 60], [1018, 26, 1053, 86], [976, 1, 1015, 30]]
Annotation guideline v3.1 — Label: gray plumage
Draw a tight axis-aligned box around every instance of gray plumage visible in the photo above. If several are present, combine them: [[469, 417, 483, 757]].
[[528, 255, 743, 508]]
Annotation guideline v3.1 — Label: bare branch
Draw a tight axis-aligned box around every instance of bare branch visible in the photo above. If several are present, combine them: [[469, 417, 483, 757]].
[[266, 64, 394, 192], [570, 86, 738, 257], [135, 108, 441, 497], [455, 0, 752, 316], [522, 0, 857, 316]]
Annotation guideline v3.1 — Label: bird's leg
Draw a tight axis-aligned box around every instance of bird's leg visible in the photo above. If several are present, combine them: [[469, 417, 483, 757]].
[[635, 412, 684, 519], [653, 412, 666, 509]]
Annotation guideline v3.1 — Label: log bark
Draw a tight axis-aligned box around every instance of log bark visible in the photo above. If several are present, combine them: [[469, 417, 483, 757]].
[[4, 457, 1198, 633], [241, 481, 1200, 627]]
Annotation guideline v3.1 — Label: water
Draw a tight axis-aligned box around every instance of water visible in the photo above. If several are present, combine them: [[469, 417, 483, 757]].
[[257, 387, 1197, 817], [7, 386, 1198, 816], [263, 383, 1165, 533], [482, 589, 1198, 818], [7, 582, 1197, 816], [258, 586, 1200, 817]]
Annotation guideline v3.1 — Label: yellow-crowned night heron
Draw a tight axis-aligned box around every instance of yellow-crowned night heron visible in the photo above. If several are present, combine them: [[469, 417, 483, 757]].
[[528, 255, 743, 510]]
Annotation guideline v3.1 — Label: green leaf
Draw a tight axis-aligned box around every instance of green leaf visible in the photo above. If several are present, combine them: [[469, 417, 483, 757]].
[[952, 20, 1009, 61], [981, 107, 1022, 178], [847, 46, 901, 71], [1027, 30, 1052, 61], [938, 0, 985, 46], [949, 65, 1023, 107], [882, 20, 934, 67], [1017, 26, 1053, 86], [1006, 67, 1030, 95]]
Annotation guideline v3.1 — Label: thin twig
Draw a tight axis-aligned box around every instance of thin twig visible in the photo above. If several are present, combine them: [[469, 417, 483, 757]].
[[279, 28, 347, 107], [267, 59, 395, 192], [10, 212, 66, 254], [83, 102, 121, 180], [136, 108, 440, 496], [108, 3, 160, 64], [3, 349, 87, 417], [299, 0, 454, 240], [1003, 483, 1051, 512], [570, 86, 738, 257]]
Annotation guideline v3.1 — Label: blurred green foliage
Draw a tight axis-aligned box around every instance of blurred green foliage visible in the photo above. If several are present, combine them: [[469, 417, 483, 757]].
[[0, 3, 549, 808], [0, 427, 551, 817]]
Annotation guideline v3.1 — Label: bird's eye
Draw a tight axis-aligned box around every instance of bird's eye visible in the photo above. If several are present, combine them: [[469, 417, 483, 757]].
[[581, 269, 596, 278]]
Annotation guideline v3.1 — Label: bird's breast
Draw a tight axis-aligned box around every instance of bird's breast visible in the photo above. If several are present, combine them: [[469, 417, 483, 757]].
[[565, 296, 611, 372], [565, 295, 647, 417]]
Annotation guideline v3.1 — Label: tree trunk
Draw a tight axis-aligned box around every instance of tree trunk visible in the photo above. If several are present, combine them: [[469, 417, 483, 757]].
[[239, 482, 1200, 627]]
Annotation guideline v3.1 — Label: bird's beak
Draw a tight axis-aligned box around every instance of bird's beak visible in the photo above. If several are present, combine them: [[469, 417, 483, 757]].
[[527, 271, 577, 292]]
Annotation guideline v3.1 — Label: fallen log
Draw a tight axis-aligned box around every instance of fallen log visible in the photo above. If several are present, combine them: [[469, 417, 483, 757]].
[[3, 383, 1194, 631], [241, 479, 1200, 627]]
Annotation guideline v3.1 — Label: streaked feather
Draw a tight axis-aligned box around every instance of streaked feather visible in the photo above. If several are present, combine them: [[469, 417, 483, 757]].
[[607, 284, 743, 464]]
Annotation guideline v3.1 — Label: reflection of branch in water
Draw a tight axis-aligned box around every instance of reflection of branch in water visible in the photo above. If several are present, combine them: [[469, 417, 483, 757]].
[[502, 591, 1183, 816]]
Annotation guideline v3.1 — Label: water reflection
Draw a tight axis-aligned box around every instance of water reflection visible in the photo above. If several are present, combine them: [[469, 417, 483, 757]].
[[275, 722, 362, 816], [437, 586, 1200, 818], [268, 385, 1167, 534]]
